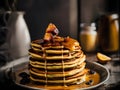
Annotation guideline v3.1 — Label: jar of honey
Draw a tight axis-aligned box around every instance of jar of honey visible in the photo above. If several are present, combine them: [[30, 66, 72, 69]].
[[80, 23, 97, 52], [97, 14, 119, 53]]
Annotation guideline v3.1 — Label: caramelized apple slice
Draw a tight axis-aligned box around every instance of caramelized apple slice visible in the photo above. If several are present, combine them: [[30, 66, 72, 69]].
[[44, 33, 52, 41], [44, 23, 59, 41], [46, 23, 59, 35], [53, 36, 64, 42], [62, 37, 80, 51]]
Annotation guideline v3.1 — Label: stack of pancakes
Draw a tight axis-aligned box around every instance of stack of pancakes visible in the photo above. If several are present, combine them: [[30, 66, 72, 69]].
[[28, 23, 87, 86]]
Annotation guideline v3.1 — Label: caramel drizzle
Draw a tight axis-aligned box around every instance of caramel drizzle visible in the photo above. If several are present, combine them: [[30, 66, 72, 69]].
[[61, 46, 66, 86], [42, 48, 47, 86]]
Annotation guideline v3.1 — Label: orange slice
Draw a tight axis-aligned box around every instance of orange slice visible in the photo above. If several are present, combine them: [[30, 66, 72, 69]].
[[97, 52, 111, 64]]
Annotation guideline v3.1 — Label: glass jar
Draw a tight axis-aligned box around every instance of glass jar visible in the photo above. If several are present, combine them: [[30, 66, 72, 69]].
[[80, 23, 97, 52], [97, 14, 119, 53]]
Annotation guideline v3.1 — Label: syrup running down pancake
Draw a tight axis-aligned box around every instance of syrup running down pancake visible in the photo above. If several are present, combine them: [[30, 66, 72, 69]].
[[28, 23, 88, 86]]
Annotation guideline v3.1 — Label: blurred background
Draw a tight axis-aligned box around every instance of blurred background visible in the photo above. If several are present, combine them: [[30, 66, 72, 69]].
[[0, 0, 119, 40], [0, 0, 119, 65], [0, 0, 119, 61]]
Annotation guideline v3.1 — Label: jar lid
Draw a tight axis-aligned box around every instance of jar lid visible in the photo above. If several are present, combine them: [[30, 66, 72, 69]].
[[109, 14, 119, 19], [80, 23, 96, 31]]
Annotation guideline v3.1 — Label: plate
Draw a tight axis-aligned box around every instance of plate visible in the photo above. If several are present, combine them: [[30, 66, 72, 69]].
[[10, 56, 110, 90]]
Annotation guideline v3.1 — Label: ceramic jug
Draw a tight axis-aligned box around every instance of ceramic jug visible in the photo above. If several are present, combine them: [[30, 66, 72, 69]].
[[97, 13, 119, 53], [5, 11, 31, 60]]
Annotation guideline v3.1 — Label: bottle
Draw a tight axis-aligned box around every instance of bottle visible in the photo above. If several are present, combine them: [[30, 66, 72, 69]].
[[80, 23, 97, 52], [97, 14, 119, 53], [5, 11, 31, 60]]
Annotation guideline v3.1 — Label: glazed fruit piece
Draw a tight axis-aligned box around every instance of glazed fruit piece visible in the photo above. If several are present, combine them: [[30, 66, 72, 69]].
[[44, 23, 59, 41], [97, 52, 111, 64]]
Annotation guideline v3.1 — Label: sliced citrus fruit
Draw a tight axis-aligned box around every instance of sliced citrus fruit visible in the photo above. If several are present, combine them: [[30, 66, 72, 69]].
[[97, 52, 111, 64]]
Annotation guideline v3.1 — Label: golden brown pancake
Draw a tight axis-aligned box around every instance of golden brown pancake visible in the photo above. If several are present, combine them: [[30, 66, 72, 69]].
[[28, 23, 87, 86]]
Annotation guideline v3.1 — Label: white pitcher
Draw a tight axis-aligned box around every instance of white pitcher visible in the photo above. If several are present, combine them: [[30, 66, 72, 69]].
[[5, 11, 31, 60]]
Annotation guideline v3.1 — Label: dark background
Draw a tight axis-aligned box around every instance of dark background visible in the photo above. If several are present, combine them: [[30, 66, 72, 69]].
[[0, 0, 119, 41]]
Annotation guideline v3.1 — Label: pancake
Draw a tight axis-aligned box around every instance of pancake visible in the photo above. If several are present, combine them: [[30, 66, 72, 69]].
[[30, 73, 86, 86], [28, 23, 88, 86], [29, 55, 85, 67], [29, 62, 86, 77]]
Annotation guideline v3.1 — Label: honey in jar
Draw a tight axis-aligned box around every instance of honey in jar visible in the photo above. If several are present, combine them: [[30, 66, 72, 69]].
[[97, 14, 119, 53], [80, 23, 97, 52]]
